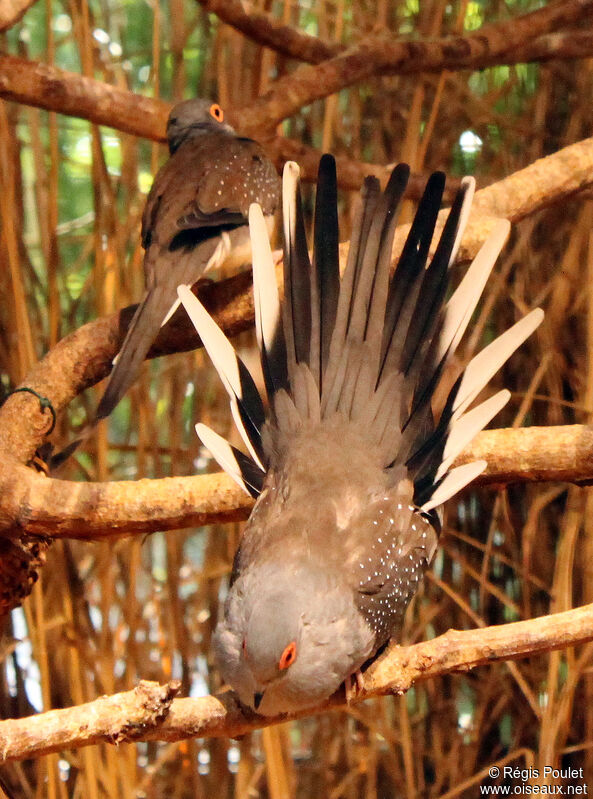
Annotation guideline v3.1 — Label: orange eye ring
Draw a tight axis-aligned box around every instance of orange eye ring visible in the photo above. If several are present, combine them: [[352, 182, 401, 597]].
[[278, 641, 297, 671], [209, 103, 224, 123]]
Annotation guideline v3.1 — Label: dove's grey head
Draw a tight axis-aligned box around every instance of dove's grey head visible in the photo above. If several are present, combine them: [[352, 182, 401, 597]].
[[213, 561, 375, 716], [166, 99, 236, 154]]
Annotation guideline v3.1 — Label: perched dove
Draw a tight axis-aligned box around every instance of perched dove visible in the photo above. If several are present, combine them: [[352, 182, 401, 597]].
[[95, 98, 280, 422], [179, 155, 543, 716]]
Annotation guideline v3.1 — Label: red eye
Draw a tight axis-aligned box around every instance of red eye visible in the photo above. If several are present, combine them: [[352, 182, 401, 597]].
[[278, 641, 297, 671], [210, 103, 224, 123]]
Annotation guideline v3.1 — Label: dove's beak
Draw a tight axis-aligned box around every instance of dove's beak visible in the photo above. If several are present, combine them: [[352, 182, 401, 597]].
[[253, 691, 265, 710]]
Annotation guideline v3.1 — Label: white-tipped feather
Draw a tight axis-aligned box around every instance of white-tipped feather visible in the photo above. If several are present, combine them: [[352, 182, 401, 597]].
[[448, 176, 475, 266], [453, 308, 543, 418], [421, 460, 487, 512], [249, 203, 281, 364], [282, 162, 301, 248], [436, 219, 511, 366], [195, 423, 261, 496], [178, 285, 239, 398], [282, 162, 303, 373], [435, 389, 510, 480], [196, 423, 262, 495], [178, 285, 264, 465]]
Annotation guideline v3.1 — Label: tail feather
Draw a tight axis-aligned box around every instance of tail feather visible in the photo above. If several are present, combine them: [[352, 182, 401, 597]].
[[399, 180, 471, 379], [249, 204, 287, 398], [312, 154, 340, 386], [379, 173, 446, 384], [436, 389, 510, 480], [362, 164, 410, 360], [448, 177, 476, 266], [322, 166, 409, 419], [95, 284, 173, 421], [421, 460, 487, 512], [196, 423, 264, 497], [360, 371, 403, 442], [180, 156, 542, 516], [271, 389, 302, 438], [290, 362, 321, 423], [322, 177, 381, 415], [336, 342, 366, 419], [96, 238, 226, 423], [398, 218, 513, 477], [282, 163, 312, 374], [413, 218, 511, 411], [406, 309, 542, 506], [392, 182, 474, 457], [229, 400, 266, 468], [452, 308, 544, 419], [349, 165, 410, 418], [347, 167, 409, 351], [178, 285, 266, 468], [320, 345, 350, 417]]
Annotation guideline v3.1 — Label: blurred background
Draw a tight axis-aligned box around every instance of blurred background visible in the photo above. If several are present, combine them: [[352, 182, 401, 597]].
[[1, 0, 593, 796]]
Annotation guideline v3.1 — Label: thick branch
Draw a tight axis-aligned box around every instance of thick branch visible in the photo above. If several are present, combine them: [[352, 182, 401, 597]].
[[198, 0, 593, 70], [237, 0, 593, 134], [0, 53, 171, 140], [0, 460, 253, 538], [1, 601, 592, 759], [0, 0, 38, 30], [196, 0, 338, 63], [0, 425, 588, 541], [472, 135, 593, 222], [388, 135, 593, 263], [4, 8, 593, 141]]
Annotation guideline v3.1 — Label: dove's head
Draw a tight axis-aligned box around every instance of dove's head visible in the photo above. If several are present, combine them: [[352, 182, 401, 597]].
[[213, 562, 375, 716], [166, 98, 235, 153]]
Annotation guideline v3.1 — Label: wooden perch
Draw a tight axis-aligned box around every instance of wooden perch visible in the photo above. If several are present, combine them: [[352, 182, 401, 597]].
[[1, 600, 592, 760], [0, 425, 591, 543]]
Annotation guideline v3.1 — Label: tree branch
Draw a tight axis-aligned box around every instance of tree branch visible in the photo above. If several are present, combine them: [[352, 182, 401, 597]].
[[196, 0, 339, 63], [0, 0, 39, 30], [197, 0, 593, 70], [226, 0, 593, 134], [0, 53, 171, 140], [0, 424, 590, 544], [1, 601, 592, 760]]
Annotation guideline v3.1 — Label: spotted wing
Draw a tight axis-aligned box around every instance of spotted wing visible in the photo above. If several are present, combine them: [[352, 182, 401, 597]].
[[346, 487, 438, 646]]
